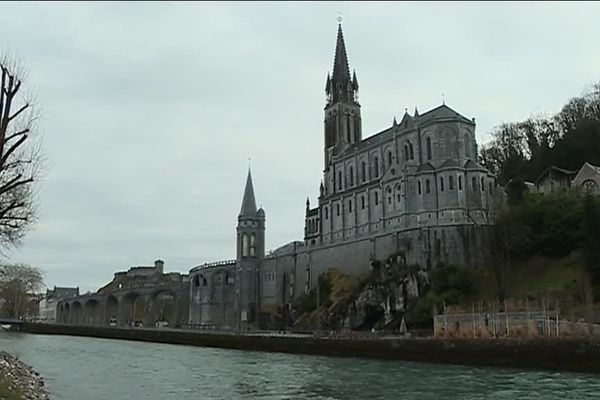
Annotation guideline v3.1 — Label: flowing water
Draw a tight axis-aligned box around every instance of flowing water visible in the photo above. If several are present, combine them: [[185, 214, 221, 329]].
[[1, 332, 599, 399]]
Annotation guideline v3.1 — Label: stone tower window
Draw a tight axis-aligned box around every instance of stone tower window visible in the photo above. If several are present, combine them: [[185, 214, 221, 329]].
[[338, 170, 343, 191], [337, 203, 340, 216], [426, 179, 431, 194], [324, 207, 328, 219], [472, 177, 477, 191], [348, 199, 353, 212], [404, 144, 409, 161], [426, 137, 432, 160], [349, 166, 354, 186], [440, 176, 444, 192], [374, 191, 379, 205], [418, 180, 422, 195], [387, 151, 393, 168], [459, 176, 463, 191], [361, 162, 366, 182], [481, 177, 485, 192], [409, 143, 414, 160], [242, 234, 249, 257], [373, 157, 379, 178], [449, 176, 455, 190], [250, 233, 256, 256], [361, 195, 365, 210]]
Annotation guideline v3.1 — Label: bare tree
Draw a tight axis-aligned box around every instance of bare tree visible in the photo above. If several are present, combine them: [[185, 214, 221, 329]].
[[0, 263, 43, 318], [0, 56, 44, 248]]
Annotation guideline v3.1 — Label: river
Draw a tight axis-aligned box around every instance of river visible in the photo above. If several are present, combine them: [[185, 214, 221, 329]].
[[1, 332, 599, 399]]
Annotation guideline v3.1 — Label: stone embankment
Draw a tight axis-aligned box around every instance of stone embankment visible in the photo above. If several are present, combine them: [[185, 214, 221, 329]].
[[0, 351, 48, 400]]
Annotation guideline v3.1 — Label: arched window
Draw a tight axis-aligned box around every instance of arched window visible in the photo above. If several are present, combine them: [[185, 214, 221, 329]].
[[338, 170, 343, 191], [464, 135, 471, 158], [361, 195, 365, 209], [396, 184, 402, 202], [337, 203, 340, 216], [404, 144, 409, 161], [449, 176, 454, 190], [440, 176, 444, 192], [426, 179, 431, 193], [348, 199, 353, 212], [481, 177, 485, 191], [418, 180, 422, 195], [349, 166, 354, 186], [361, 162, 366, 182], [459, 176, 463, 190], [426, 137, 432, 160], [373, 157, 379, 178], [409, 143, 414, 160], [242, 234, 249, 257], [387, 151, 393, 167], [472, 177, 477, 191], [250, 233, 256, 256], [324, 207, 328, 219], [374, 191, 379, 205]]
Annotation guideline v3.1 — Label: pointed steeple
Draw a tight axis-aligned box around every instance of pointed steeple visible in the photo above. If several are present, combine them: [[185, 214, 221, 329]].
[[239, 168, 257, 218], [332, 23, 350, 84], [414, 106, 419, 117], [352, 69, 359, 90]]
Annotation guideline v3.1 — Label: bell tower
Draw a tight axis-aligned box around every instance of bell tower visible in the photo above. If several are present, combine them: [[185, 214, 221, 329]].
[[235, 168, 265, 330], [324, 22, 362, 167]]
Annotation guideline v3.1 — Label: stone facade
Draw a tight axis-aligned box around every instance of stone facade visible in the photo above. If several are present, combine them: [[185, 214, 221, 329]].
[[534, 162, 600, 195], [188, 23, 495, 330], [38, 286, 79, 323]]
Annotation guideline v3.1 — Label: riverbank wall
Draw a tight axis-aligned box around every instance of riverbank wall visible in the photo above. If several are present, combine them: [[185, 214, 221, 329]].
[[0, 351, 48, 400], [20, 323, 600, 374]]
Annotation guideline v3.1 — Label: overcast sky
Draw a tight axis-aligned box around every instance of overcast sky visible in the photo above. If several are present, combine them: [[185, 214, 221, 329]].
[[1, 2, 600, 293]]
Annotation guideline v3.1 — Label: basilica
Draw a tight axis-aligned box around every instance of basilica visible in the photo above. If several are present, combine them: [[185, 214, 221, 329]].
[[187, 23, 496, 330]]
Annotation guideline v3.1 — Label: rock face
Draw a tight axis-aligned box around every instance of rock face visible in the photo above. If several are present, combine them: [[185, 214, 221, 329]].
[[0, 351, 48, 400], [293, 253, 430, 332], [344, 255, 429, 331]]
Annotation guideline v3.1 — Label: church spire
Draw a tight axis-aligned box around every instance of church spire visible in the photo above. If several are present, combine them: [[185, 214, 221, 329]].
[[332, 23, 350, 85], [239, 168, 257, 218]]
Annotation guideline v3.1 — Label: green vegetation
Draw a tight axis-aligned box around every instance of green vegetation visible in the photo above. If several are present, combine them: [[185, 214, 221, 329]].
[[0, 375, 22, 400]]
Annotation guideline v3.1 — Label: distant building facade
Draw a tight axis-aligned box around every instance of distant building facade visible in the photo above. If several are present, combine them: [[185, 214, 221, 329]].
[[188, 23, 496, 330], [534, 162, 600, 195], [39, 286, 79, 322]]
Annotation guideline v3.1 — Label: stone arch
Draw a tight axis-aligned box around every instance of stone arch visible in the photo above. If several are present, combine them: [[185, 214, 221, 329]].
[[121, 292, 143, 328], [105, 295, 119, 326], [151, 289, 177, 328], [64, 303, 71, 324], [84, 299, 100, 326]]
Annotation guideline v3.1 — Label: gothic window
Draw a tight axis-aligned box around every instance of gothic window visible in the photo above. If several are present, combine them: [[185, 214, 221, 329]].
[[349, 166, 354, 186], [338, 170, 343, 191], [409, 143, 414, 160], [464, 134, 471, 158], [250, 233, 256, 257], [242, 234, 249, 257], [426, 179, 431, 194], [449, 176, 454, 190], [348, 199, 353, 213], [375, 191, 379, 205], [472, 177, 477, 191], [481, 177, 485, 192], [324, 207, 328, 220], [418, 180, 422, 195], [361, 195, 365, 210], [440, 176, 444, 192], [459, 176, 463, 191], [387, 151, 393, 168], [396, 184, 402, 202], [583, 179, 598, 194], [337, 203, 340, 216], [374, 157, 379, 178], [426, 137, 432, 160], [404, 144, 409, 161], [361, 162, 366, 182]]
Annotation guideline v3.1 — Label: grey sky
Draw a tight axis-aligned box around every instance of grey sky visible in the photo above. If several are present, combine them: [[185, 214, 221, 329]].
[[1, 2, 599, 292]]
